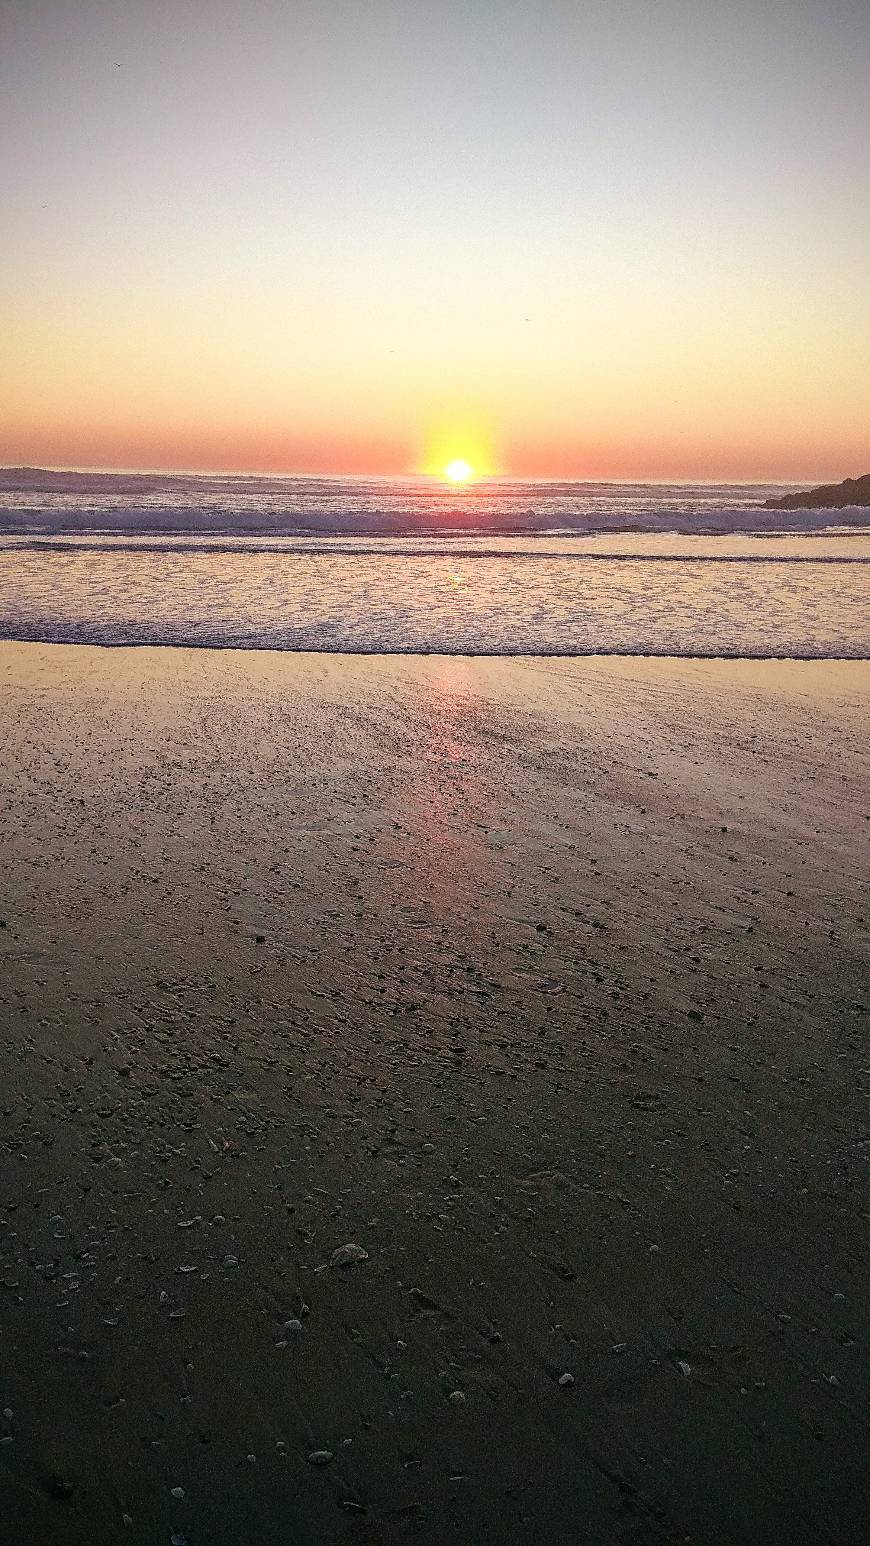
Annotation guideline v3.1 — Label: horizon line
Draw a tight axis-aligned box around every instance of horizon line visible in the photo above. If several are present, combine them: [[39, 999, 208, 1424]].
[[1, 461, 842, 488]]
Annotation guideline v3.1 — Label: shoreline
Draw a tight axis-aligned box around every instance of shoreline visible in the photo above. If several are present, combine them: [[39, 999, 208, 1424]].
[[1, 636, 869, 662], [1, 644, 867, 1545]]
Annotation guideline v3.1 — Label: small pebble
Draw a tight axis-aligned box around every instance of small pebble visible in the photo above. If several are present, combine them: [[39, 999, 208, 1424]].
[[308, 1449, 334, 1466], [558, 1372, 574, 1388], [448, 1389, 466, 1404], [329, 1243, 368, 1268], [170, 1486, 185, 1499]]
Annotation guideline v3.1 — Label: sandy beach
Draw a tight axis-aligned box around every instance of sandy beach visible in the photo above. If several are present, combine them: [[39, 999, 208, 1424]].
[[0, 643, 867, 1546]]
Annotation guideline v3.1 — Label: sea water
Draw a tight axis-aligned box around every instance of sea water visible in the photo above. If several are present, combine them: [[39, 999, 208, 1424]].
[[1, 471, 867, 657]]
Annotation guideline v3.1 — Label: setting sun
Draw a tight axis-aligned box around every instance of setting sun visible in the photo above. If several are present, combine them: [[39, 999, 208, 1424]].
[[444, 458, 473, 484], [423, 421, 495, 480]]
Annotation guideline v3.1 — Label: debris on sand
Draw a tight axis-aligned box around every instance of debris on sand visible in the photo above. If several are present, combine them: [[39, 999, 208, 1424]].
[[329, 1243, 369, 1267]]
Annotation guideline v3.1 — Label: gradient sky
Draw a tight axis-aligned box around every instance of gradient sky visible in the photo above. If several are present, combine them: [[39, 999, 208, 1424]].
[[1, 0, 868, 478]]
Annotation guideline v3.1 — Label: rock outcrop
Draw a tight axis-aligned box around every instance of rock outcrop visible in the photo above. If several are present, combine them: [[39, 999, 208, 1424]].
[[765, 473, 870, 509]]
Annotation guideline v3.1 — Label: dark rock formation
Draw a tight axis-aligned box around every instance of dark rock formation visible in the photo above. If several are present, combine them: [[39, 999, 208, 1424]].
[[765, 473, 870, 509]]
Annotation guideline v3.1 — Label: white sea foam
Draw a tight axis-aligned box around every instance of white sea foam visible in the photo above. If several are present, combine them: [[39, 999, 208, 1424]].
[[1, 472, 868, 656]]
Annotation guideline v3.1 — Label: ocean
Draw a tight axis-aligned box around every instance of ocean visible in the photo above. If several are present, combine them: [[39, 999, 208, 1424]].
[[1, 470, 868, 657]]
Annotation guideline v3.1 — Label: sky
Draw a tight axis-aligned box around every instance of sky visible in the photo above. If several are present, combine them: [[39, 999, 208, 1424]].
[[1, 0, 868, 480]]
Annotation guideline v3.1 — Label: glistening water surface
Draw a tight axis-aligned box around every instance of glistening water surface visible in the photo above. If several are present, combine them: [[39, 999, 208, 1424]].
[[2, 473, 868, 656]]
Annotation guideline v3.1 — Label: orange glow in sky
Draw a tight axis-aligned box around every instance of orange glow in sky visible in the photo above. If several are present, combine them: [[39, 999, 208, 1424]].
[[1, 3, 867, 482]]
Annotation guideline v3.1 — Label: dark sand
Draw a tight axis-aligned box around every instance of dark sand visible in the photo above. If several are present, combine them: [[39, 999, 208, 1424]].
[[0, 644, 867, 1546]]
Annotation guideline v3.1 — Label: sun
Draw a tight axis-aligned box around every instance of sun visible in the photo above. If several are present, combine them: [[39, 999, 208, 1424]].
[[444, 458, 473, 484]]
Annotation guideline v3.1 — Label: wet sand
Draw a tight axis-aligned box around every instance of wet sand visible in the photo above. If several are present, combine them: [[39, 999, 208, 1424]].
[[0, 643, 867, 1546]]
